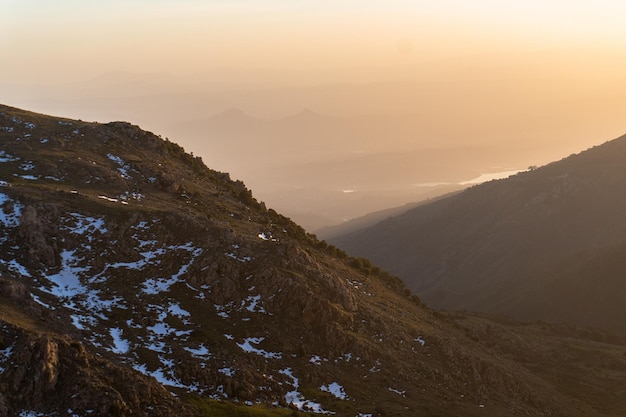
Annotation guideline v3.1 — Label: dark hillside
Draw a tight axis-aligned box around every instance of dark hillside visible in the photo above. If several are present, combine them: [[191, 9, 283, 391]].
[[331, 133, 626, 334]]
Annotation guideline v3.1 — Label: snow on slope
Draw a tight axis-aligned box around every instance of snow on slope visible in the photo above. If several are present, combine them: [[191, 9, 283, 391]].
[[0, 190, 367, 413]]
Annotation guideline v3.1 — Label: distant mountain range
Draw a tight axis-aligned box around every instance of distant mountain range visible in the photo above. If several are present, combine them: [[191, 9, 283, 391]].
[[2, 104, 626, 416], [331, 134, 626, 334], [8, 70, 613, 232], [174, 107, 537, 230]]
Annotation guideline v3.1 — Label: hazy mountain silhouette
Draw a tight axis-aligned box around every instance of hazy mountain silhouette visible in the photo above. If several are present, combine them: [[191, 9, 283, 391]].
[[331, 134, 626, 334], [2, 104, 626, 416], [207, 107, 260, 124], [316, 190, 463, 240], [8, 71, 602, 231]]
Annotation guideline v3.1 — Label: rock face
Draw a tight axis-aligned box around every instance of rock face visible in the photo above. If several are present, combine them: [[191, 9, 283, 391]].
[[0, 104, 625, 417], [0, 320, 187, 417], [331, 134, 626, 334], [16, 204, 60, 267]]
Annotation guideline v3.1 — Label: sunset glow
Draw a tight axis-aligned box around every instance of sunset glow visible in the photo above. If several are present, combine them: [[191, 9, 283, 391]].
[[3, 1, 626, 81]]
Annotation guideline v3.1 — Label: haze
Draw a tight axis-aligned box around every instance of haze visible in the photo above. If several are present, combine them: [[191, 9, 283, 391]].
[[3, 0, 626, 230]]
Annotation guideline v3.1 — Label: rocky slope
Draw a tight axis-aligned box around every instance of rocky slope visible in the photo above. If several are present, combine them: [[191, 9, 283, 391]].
[[1, 104, 626, 416], [331, 133, 626, 334]]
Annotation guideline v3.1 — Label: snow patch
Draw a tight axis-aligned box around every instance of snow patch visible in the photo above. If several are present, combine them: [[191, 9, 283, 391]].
[[5, 259, 31, 277], [279, 368, 331, 414], [141, 244, 202, 294], [241, 294, 265, 313], [132, 362, 191, 390], [237, 337, 282, 359], [40, 249, 128, 331], [309, 355, 326, 365], [107, 154, 133, 180], [18, 411, 53, 417], [218, 367, 235, 377], [45, 250, 88, 299], [168, 302, 191, 319], [0, 193, 22, 228], [0, 150, 19, 163], [110, 327, 129, 354], [19, 162, 35, 171], [0, 344, 14, 372], [64, 213, 108, 239], [257, 231, 279, 242], [99, 195, 119, 203], [225, 252, 252, 262], [119, 191, 144, 202], [320, 382, 348, 400], [184, 344, 211, 358], [214, 303, 233, 319], [16, 175, 39, 180], [388, 387, 406, 397]]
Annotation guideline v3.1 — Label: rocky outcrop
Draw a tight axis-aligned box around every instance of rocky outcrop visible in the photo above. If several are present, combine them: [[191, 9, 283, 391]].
[[0, 321, 191, 417], [16, 204, 60, 267]]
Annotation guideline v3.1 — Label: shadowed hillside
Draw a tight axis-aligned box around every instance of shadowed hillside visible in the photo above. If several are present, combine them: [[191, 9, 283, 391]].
[[331, 134, 626, 335]]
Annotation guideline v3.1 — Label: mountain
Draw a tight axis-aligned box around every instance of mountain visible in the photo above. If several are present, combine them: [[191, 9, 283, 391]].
[[206, 107, 261, 126], [330, 134, 626, 334], [315, 191, 463, 241], [1, 104, 626, 416]]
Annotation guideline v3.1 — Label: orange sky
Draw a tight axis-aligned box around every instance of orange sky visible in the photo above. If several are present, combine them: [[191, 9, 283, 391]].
[[3, 1, 626, 83]]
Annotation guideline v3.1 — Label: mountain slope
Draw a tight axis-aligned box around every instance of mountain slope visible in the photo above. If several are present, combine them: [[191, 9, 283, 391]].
[[1, 104, 626, 416], [315, 190, 463, 240], [331, 134, 626, 334]]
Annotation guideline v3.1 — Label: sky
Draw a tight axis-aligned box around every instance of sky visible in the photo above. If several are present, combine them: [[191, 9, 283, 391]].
[[2, 0, 626, 229], [3, 0, 626, 83]]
